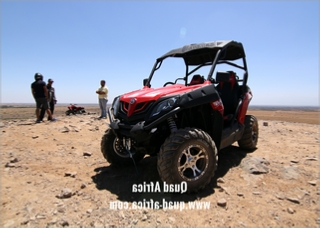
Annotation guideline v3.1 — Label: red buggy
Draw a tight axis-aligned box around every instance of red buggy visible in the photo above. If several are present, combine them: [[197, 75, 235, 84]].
[[101, 40, 259, 192]]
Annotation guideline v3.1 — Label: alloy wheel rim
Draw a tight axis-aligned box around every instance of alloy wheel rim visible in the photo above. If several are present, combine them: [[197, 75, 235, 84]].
[[177, 144, 208, 182], [113, 138, 134, 158]]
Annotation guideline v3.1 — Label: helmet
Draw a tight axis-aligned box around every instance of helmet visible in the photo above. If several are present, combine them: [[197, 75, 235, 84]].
[[34, 73, 43, 81]]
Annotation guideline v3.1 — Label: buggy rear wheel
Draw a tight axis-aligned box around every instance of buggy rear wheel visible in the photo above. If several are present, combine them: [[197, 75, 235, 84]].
[[157, 128, 218, 193], [238, 115, 259, 150], [101, 129, 144, 166]]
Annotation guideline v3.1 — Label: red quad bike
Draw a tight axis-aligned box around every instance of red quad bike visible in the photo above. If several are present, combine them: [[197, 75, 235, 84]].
[[101, 40, 259, 193], [65, 104, 86, 115]]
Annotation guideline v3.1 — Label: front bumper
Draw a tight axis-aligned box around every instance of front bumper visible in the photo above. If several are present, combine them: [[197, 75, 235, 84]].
[[107, 106, 181, 142]]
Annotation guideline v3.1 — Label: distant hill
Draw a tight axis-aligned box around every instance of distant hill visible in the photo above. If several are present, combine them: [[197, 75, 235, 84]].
[[249, 105, 319, 111]]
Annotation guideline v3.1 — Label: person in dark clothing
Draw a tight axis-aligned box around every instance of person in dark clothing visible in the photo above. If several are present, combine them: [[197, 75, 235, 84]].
[[39, 78, 57, 121], [31, 73, 55, 123]]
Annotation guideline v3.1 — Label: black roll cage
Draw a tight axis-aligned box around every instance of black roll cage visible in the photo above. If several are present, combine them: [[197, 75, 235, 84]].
[[144, 40, 249, 88]]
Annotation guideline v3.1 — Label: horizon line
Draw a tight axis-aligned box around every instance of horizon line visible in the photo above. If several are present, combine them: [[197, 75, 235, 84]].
[[0, 102, 319, 108]]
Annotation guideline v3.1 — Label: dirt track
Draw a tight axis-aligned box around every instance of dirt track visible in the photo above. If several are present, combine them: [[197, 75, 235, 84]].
[[0, 106, 319, 227]]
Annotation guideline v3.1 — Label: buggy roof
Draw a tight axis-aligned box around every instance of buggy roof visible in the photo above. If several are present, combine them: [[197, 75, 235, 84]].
[[157, 40, 245, 65]]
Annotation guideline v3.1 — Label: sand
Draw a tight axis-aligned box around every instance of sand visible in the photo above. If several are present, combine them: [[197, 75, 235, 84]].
[[0, 105, 319, 227]]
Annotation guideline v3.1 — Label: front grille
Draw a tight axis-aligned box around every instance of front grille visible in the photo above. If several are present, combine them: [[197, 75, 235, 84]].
[[119, 101, 154, 124], [122, 101, 149, 114]]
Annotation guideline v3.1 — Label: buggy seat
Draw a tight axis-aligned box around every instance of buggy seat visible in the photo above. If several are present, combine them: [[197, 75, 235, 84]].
[[189, 74, 204, 85], [216, 71, 240, 120]]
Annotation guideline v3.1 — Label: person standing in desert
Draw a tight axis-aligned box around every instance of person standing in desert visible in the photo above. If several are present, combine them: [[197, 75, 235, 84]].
[[96, 80, 108, 119], [31, 73, 56, 123], [39, 78, 57, 121]]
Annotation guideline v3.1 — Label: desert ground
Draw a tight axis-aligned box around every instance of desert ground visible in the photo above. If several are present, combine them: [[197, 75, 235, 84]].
[[0, 105, 319, 227]]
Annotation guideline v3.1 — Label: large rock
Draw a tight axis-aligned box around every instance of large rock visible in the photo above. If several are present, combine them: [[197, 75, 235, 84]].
[[241, 156, 270, 174]]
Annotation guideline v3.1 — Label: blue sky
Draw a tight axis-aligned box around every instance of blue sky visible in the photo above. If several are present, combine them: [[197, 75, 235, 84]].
[[1, 1, 319, 106]]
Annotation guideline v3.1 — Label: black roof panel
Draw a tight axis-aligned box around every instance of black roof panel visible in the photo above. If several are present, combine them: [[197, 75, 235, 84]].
[[158, 40, 245, 65]]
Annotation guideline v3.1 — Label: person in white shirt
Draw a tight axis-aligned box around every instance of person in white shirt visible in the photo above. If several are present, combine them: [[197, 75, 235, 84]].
[[96, 80, 108, 119]]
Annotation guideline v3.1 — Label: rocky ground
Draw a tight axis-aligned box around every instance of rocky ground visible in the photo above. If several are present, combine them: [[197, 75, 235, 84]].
[[0, 108, 319, 227]]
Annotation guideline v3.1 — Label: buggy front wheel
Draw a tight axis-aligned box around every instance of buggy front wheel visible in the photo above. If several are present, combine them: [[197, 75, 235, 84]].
[[101, 129, 144, 166], [157, 128, 218, 193]]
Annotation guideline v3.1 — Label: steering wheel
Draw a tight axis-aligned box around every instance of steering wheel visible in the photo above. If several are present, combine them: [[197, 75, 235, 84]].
[[163, 82, 175, 87]]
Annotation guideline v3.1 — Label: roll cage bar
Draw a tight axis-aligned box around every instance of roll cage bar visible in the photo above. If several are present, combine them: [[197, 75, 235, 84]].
[[144, 40, 248, 88]]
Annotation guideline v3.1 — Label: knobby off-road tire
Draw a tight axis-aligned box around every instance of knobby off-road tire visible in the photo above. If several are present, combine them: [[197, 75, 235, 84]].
[[76, 109, 86, 114], [238, 115, 259, 150], [157, 128, 218, 193], [101, 129, 144, 166], [65, 110, 72, 115]]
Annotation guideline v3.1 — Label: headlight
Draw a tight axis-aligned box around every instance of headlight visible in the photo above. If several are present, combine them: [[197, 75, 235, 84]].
[[112, 96, 120, 116], [150, 97, 178, 117]]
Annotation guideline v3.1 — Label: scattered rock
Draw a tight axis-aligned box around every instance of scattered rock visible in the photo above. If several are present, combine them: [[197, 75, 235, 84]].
[[304, 157, 318, 162], [5, 162, 15, 168], [141, 215, 148, 221], [287, 207, 295, 214], [47, 219, 57, 226], [64, 171, 77, 178], [81, 183, 87, 189], [286, 197, 300, 204], [56, 188, 73, 199], [32, 135, 39, 139], [308, 180, 317, 186], [83, 152, 92, 156], [263, 122, 268, 126], [10, 158, 19, 163], [20, 218, 30, 225], [59, 220, 69, 227], [60, 127, 70, 133], [57, 207, 66, 213], [217, 198, 227, 207], [69, 125, 80, 132], [290, 159, 299, 163], [275, 194, 285, 200], [86, 208, 93, 214], [36, 213, 46, 219]]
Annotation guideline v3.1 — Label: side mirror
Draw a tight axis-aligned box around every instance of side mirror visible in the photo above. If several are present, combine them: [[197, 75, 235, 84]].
[[143, 78, 150, 87]]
